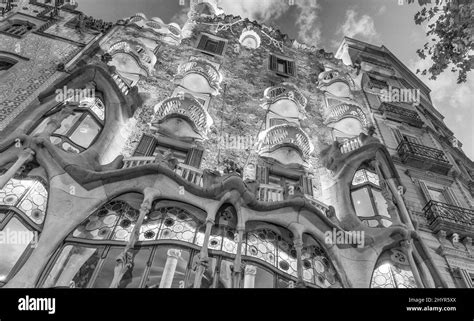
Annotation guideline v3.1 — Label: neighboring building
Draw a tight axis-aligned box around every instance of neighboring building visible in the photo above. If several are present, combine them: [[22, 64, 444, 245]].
[[0, 0, 472, 289]]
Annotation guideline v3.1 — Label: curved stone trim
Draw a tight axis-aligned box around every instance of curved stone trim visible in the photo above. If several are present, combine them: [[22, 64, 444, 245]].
[[257, 123, 314, 159], [174, 58, 222, 95], [263, 82, 307, 111]]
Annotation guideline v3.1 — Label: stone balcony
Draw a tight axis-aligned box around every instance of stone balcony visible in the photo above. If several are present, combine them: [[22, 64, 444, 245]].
[[381, 103, 423, 128], [123, 157, 204, 187], [397, 141, 452, 175], [263, 82, 307, 113], [423, 200, 474, 238], [257, 123, 314, 160], [151, 93, 213, 139], [339, 136, 362, 154], [111, 73, 131, 96], [174, 58, 222, 95]]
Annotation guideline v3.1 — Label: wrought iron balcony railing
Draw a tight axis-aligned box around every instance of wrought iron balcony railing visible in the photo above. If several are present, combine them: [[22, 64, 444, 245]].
[[263, 82, 307, 111], [257, 123, 314, 159], [397, 141, 452, 175], [174, 58, 222, 94], [381, 103, 423, 128], [151, 93, 213, 139], [423, 200, 474, 237]]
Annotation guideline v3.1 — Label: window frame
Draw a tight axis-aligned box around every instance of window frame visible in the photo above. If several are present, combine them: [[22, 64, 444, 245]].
[[196, 33, 227, 56], [269, 54, 296, 77]]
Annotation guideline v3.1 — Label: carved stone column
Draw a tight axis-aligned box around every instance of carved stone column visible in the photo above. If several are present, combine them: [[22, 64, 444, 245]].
[[400, 240, 424, 288], [294, 238, 306, 288], [110, 188, 160, 288], [193, 217, 214, 288], [0, 148, 35, 189], [243, 264, 257, 288], [232, 227, 245, 288], [159, 249, 182, 288]]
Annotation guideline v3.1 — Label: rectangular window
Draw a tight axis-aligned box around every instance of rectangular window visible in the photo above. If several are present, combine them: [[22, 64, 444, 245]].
[[368, 75, 388, 90], [269, 54, 295, 77], [197, 34, 226, 56]]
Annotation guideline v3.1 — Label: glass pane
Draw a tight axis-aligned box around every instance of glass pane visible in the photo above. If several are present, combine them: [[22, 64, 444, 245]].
[[245, 229, 277, 267], [277, 277, 295, 288], [43, 245, 101, 288], [186, 255, 217, 288], [145, 247, 190, 288], [92, 247, 150, 288], [0, 217, 34, 282], [372, 190, 390, 218], [55, 112, 82, 135], [69, 114, 101, 148], [352, 187, 376, 217], [428, 188, 446, 203], [31, 118, 50, 136], [216, 259, 233, 288], [18, 181, 48, 225], [157, 207, 199, 244], [0, 178, 34, 207], [242, 264, 274, 288], [119, 248, 150, 288]]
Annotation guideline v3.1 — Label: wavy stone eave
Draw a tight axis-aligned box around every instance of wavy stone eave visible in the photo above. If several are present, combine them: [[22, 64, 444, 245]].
[[318, 70, 355, 89]]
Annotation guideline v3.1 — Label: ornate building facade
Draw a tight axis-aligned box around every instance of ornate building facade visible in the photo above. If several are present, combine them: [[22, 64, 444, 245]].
[[0, 0, 472, 288]]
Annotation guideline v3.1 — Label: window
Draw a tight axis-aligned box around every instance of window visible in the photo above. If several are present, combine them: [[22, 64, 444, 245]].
[[0, 177, 48, 286], [269, 55, 295, 77], [133, 134, 204, 168], [1, 21, 35, 37], [351, 167, 392, 228], [368, 75, 388, 90], [31, 95, 105, 153], [196, 34, 226, 56], [0, 57, 16, 76], [371, 249, 417, 288]]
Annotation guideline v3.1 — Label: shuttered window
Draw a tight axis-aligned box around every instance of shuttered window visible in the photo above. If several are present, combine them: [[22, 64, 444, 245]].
[[133, 134, 157, 157], [197, 34, 226, 56], [299, 175, 313, 196], [185, 148, 204, 168], [269, 54, 296, 77], [256, 165, 269, 184]]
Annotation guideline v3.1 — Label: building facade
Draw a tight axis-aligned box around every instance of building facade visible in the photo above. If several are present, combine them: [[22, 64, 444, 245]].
[[0, 0, 472, 288]]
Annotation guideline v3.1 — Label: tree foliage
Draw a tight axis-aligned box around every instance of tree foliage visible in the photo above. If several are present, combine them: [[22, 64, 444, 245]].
[[408, 0, 473, 83]]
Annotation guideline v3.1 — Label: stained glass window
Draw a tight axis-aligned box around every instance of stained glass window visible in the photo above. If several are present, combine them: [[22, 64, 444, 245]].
[[31, 94, 105, 153], [351, 167, 392, 228], [370, 249, 417, 288], [301, 234, 342, 288], [0, 177, 48, 285]]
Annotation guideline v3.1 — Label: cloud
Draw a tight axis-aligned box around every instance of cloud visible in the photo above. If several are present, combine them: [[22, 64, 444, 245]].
[[377, 5, 386, 15], [408, 57, 474, 158], [219, 0, 322, 45], [337, 9, 378, 41]]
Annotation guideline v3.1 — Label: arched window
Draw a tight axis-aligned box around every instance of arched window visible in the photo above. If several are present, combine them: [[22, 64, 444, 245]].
[[31, 95, 105, 153], [41, 196, 208, 288], [1, 21, 35, 37], [370, 248, 416, 288], [351, 165, 392, 228], [0, 177, 48, 286], [301, 234, 342, 288]]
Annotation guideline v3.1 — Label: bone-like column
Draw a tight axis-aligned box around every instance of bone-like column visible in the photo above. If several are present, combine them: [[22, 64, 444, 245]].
[[159, 249, 182, 288]]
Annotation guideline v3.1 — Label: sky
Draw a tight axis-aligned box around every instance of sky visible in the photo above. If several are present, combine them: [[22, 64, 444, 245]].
[[76, 0, 473, 159]]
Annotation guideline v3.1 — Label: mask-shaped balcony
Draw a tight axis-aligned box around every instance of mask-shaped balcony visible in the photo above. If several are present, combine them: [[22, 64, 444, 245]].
[[423, 200, 474, 238], [257, 124, 314, 164], [107, 39, 156, 86], [397, 141, 452, 175], [151, 93, 213, 141], [325, 103, 369, 128], [174, 58, 222, 95], [318, 70, 354, 97], [262, 83, 307, 117], [381, 103, 423, 128]]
